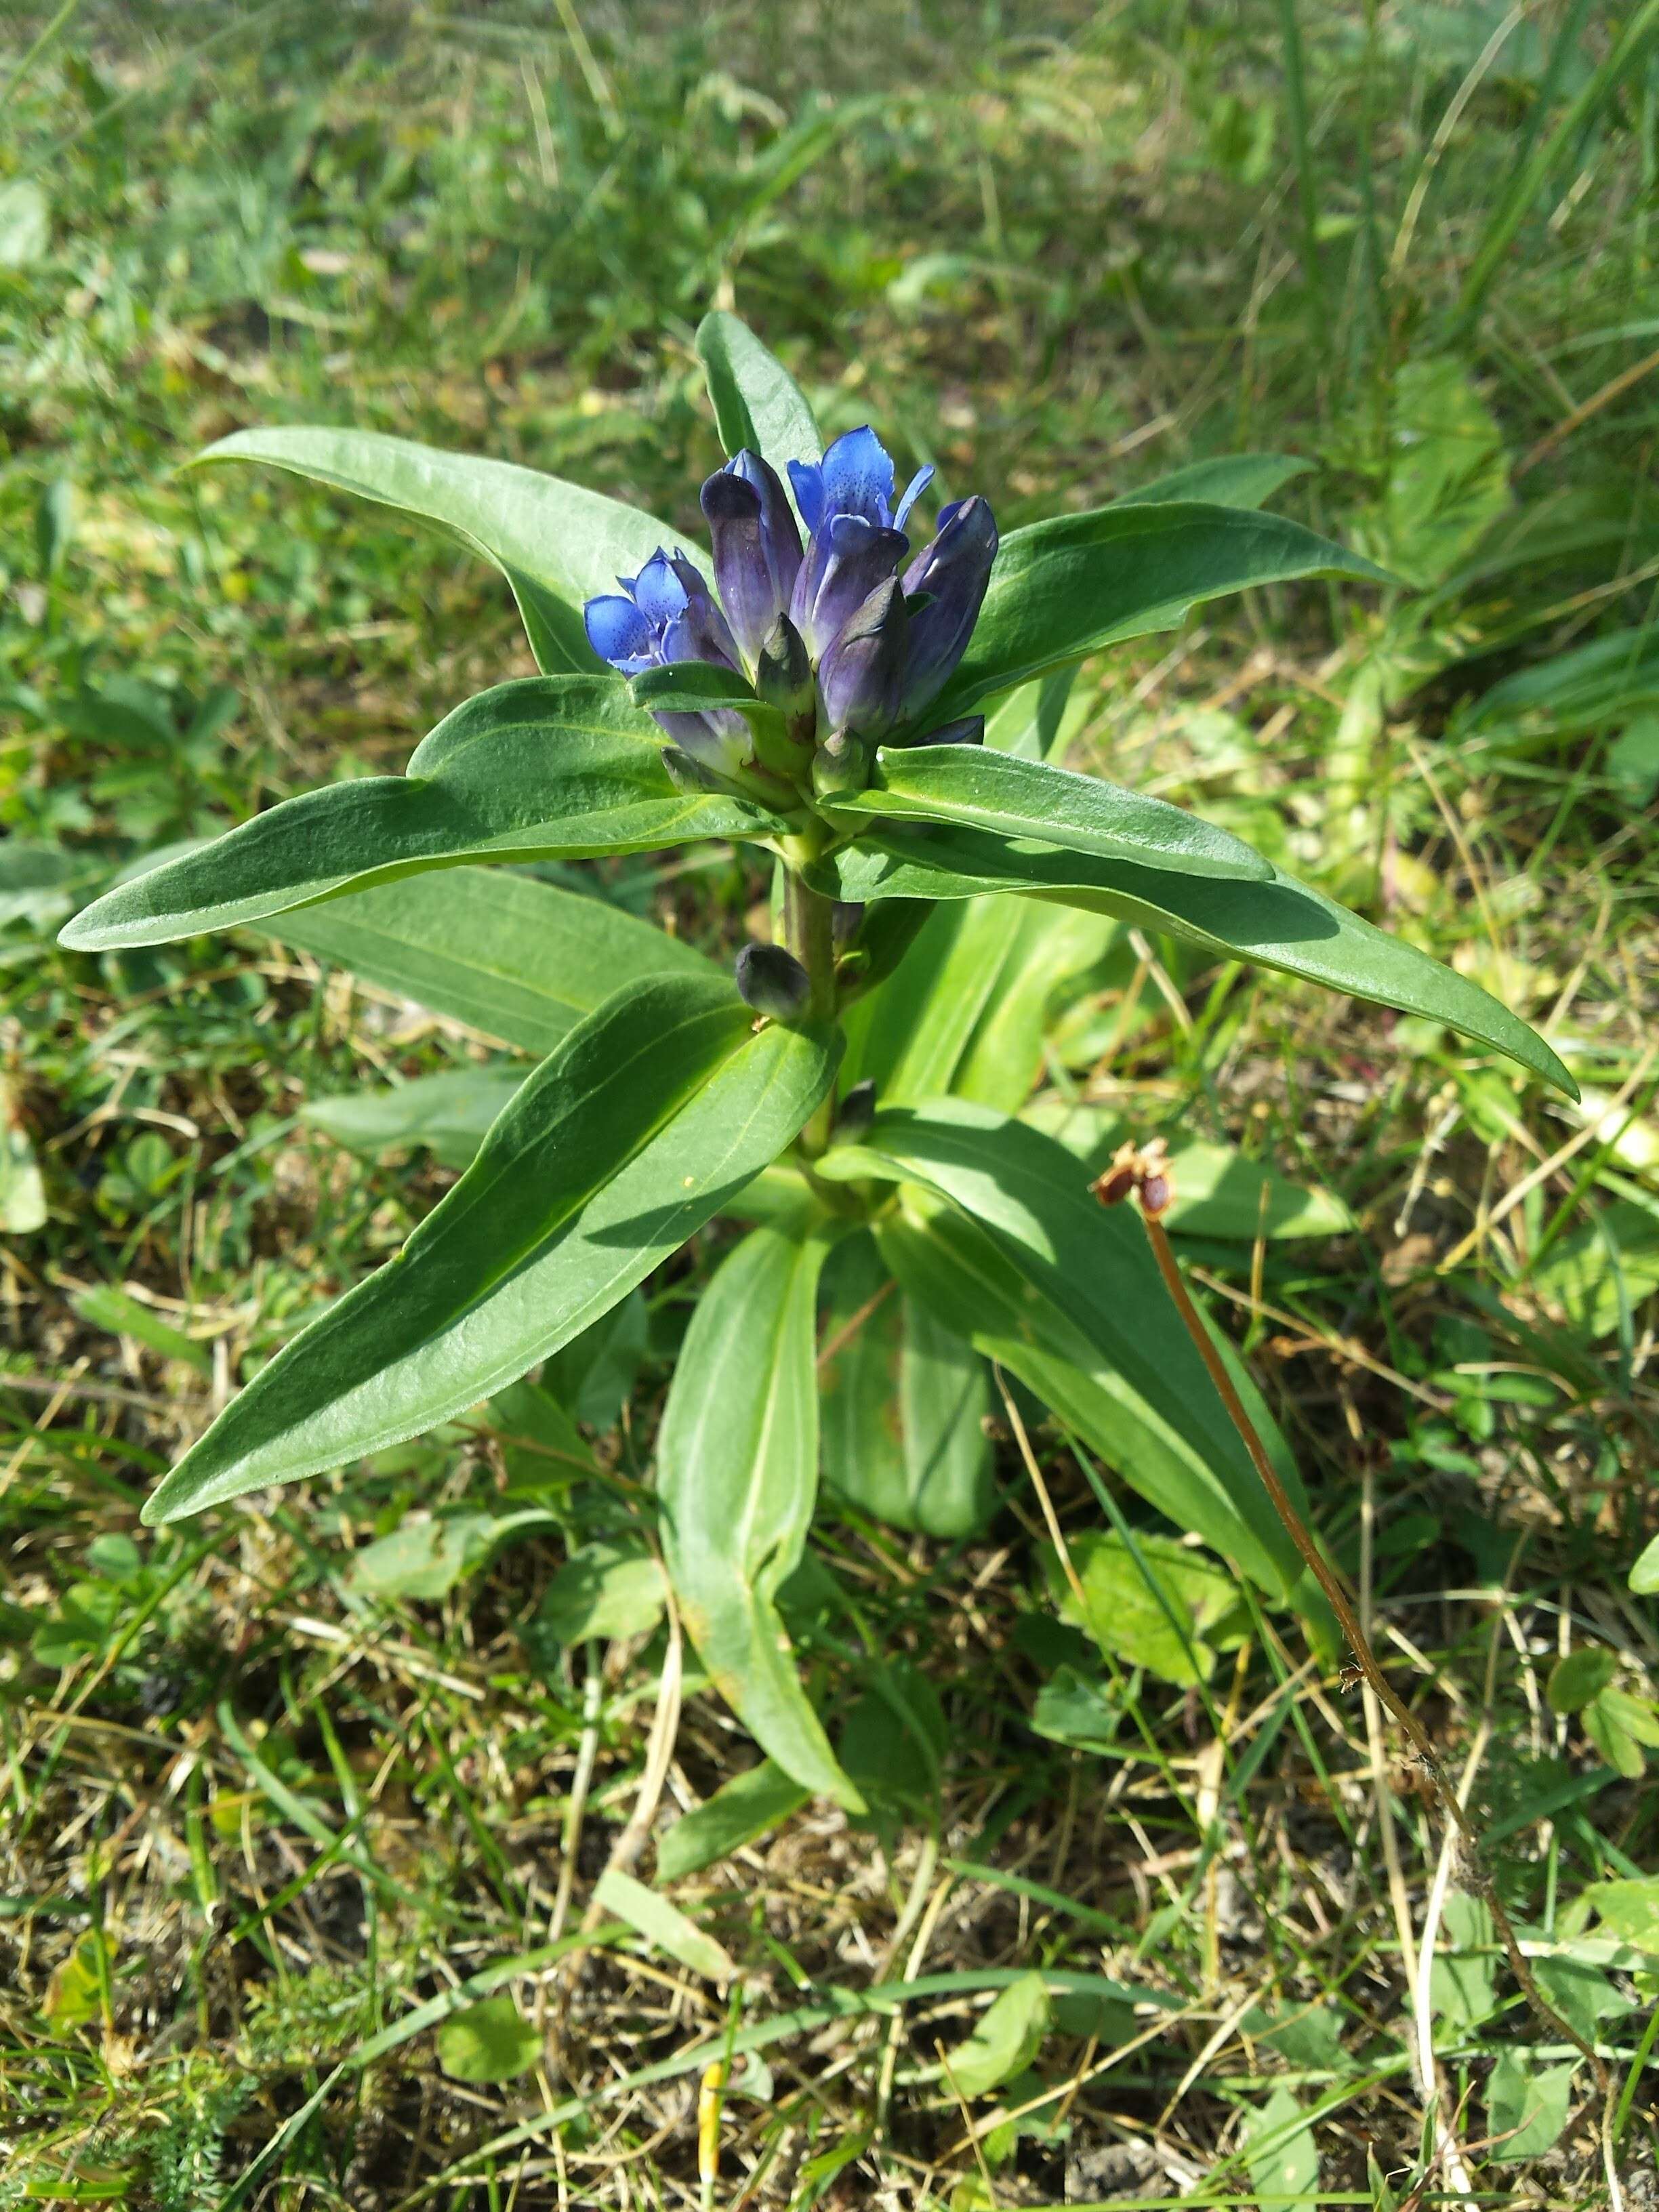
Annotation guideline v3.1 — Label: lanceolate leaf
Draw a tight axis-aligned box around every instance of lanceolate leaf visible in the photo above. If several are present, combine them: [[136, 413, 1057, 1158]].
[[930, 501, 1392, 719], [63, 678, 786, 952], [830, 745, 1271, 881], [268, 866, 719, 1056], [143, 977, 839, 1523], [875, 1200, 1307, 1599], [658, 1222, 861, 1809], [1117, 454, 1311, 510], [840, 897, 1037, 1105], [821, 1103, 1315, 1598], [810, 826, 1575, 1098], [696, 311, 825, 481], [819, 1233, 994, 1541], [194, 426, 705, 674]]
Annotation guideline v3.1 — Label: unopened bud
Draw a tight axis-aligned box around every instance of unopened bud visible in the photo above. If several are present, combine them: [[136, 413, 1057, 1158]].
[[735, 942, 811, 1021], [754, 613, 814, 731], [835, 1080, 876, 1141], [813, 728, 869, 801], [661, 744, 731, 796]]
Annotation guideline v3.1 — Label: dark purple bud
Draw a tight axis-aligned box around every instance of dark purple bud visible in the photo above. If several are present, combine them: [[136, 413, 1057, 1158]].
[[754, 613, 814, 726], [899, 495, 998, 717], [790, 512, 909, 661], [835, 1078, 876, 1140], [905, 714, 985, 748], [700, 452, 803, 665], [736, 942, 811, 1021], [819, 577, 909, 739], [812, 727, 869, 801]]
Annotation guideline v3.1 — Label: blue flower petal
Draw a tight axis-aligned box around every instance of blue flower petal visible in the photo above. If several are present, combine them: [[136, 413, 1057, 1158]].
[[630, 550, 691, 630], [583, 593, 655, 671], [819, 426, 896, 526], [787, 459, 825, 534], [894, 464, 935, 535]]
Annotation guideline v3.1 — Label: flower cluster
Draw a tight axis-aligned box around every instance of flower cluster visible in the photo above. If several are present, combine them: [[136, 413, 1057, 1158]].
[[583, 426, 996, 802]]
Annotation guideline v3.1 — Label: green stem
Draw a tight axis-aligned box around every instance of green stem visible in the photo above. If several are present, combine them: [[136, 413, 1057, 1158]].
[[783, 861, 840, 1155]]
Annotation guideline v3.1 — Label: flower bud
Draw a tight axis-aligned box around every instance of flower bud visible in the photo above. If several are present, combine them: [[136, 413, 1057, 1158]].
[[754, 613, 815, 733], [818, 576, 907, 739], [661, 745, 735, 796], [735, 942, 812, 1021], [812, 727, 869, 802], [835, 1079, 876, 1141], [899, 496, 999, 719]]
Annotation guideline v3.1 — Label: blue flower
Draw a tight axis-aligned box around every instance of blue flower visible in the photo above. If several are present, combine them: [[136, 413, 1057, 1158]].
[[583, 424, 998, 783], [582, 550, 749, 777], [699, 451, 803, 665]]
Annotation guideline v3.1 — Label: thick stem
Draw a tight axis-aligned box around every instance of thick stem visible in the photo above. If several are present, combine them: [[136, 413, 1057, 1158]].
[[783, 868, 838, 1023], [783, 862, 840, 1156]]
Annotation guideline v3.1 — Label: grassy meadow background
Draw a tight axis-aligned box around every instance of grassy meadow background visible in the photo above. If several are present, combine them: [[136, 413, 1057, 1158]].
[[3, 0, 1659, 2204]]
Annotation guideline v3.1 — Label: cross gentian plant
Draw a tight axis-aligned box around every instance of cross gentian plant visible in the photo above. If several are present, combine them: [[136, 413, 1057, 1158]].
[[62, 314, 1573, 1808]]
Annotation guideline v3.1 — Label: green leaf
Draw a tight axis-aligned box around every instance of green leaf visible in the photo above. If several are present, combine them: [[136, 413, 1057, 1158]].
[[43, 1930, 108, 2035], [1547, 1646, 1618, 1715], [1528, 1954, 1637, 2045], [948, 1972, 1050, 2098], [1472, 623, 1659, 739], [1486, 2051, 1580, 2163], [840, 897, 1033, 1107], [1031, 1666, 1124, 1753], [0, 180, 50, 270], [71, 1283, 213, 1372], [1048, 1528, 1244, 1686], [930, 501, 1391, 720], [303, 1068, 523, 1171], [984, 667, 1085, 762], [877, 1193, 1311, 1601], [1430, 1892, 1498, 2031], [1353, 356, 1511, 590], [194, 425, 705, 674], [62, 678, 785, 952], [695, 310, 824, 481], [1590, 1877, 1659, 1952], [824, 1102, 1315, 1599], [949, 906, 1119, 1113], [656, 1760, 810, 1882], [809, 825, 1575, 1099], [1632, 1532, 1659, 1596], [348, 1512, 512, 1601], [0, 1076, 45, 1234], [0, 839, 100, 933], [838, 1659, 948, 1841], [1243, 2086, 1320, 2211], [142, 976, 838, 1523], [593, 1868, 736, 1983], [841, 895, 1113, 1119], [1117, 453, 1311, 510], [832, 744, 1271, 882], [535, 1538, 667, 1645], [544, 1290, 649, 1433], [819, 1231, 994, 1540], [268, 865, 718, 1057], [658, 1222, 862, 1810], [1532, 1202, 1659, 1337], [436, 1994, 540, 2084]]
